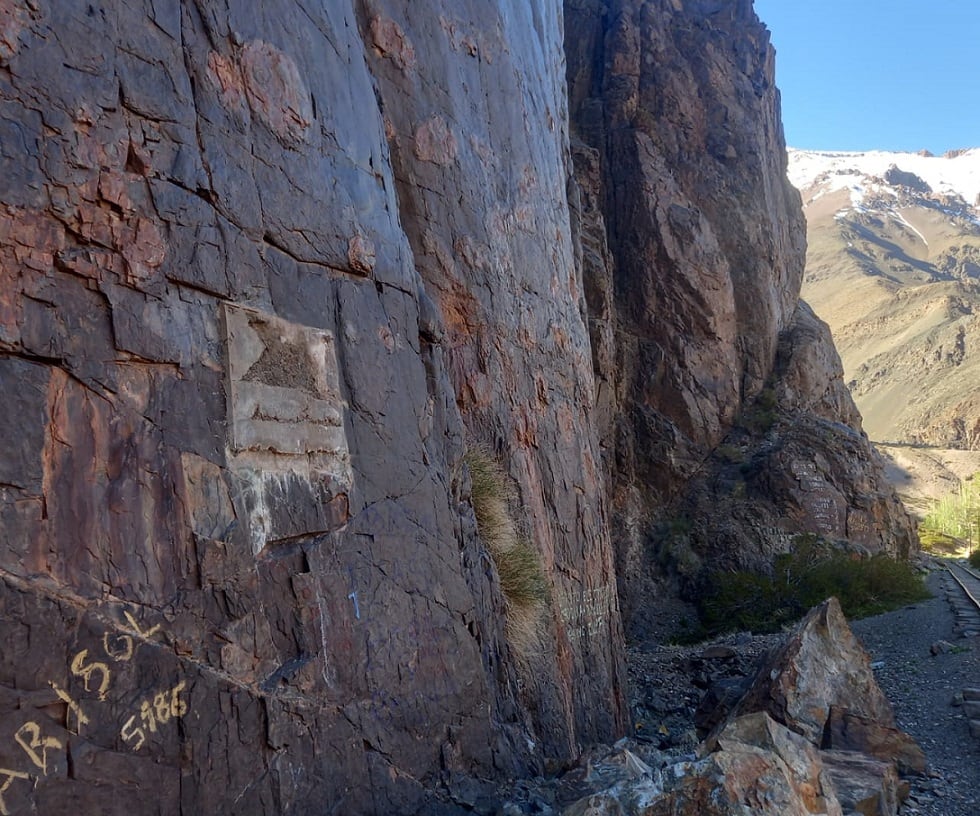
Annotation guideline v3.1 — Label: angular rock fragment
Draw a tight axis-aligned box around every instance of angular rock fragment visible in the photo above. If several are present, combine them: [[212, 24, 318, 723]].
[[650, 713, 844, 816], [826, 708, 926, 776], [711, 599, 904, 750], [820, 750, 900, 816]]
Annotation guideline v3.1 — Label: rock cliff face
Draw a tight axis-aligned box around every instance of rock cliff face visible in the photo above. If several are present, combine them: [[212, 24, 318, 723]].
[[358, 0, 626, 761], [670, 301, 917, 580], [0, 0, 912, 812], [0, 1, 624, 811], [563, 0, 914, 624]]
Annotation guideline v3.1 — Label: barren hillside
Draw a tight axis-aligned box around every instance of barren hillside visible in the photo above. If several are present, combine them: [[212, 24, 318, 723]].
[[792, 149, 980, 449]]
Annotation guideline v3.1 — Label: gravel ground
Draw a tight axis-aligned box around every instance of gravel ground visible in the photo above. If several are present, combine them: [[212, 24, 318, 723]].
[[850, 567, 980, 816]]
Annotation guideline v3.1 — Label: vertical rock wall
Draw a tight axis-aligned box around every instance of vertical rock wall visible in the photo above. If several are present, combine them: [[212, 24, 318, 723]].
[[565, 0, 806, 611], [0, 0, 623, 811], [357, 0, 626, 758], [0, 0, 915, 811], [564, 0, 914, 625]]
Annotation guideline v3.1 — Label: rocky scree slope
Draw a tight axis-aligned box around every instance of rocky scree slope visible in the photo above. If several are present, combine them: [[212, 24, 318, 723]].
[[0, 0, 912, 812], [500, 598, 925, 815]]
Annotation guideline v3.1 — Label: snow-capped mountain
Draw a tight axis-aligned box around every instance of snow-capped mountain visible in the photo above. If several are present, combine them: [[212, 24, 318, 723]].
[[788, 148, 980, 450], [789, 148, 980, 216]]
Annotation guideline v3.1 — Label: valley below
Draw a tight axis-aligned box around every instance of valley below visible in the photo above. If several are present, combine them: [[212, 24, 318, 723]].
[[878, 444, 980, 516]]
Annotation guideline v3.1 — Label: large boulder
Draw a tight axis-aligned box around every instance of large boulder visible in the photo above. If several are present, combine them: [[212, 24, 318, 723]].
[[820, 751, 901, 816], [712, 599, 913, 754], [714, 713, 843, 816], [646, 713, 843, 816], [702, 598, 925, 791], [826, 708, 927, 776]]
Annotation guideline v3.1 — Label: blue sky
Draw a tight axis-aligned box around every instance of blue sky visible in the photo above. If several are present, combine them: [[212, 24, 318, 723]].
[[753, 0, 980, 154]]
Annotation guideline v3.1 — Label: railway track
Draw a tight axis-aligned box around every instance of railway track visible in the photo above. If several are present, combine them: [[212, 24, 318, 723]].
[[944, 560, 980, 637], [942, 560, 980, 745]]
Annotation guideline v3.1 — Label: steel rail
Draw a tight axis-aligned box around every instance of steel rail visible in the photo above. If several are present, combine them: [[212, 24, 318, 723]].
[[945, 561, 980, 610]]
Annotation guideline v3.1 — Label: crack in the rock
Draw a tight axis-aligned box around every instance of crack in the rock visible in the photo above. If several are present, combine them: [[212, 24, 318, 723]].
[[178, 5, 217, 217], [260, 231, 342, 273], [2, 349, 116, 401], [165, 274, 227, 301]]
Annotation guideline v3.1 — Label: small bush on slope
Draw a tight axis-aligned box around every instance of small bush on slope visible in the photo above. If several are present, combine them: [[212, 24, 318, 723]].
[[692, 536, 929, 639]]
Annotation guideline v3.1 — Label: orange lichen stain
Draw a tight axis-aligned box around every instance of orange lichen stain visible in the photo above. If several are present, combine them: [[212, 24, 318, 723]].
[[207, 41, 313, 144], [240, 41, 312, 143], [0, 0, 40, 62], [433, 279, 480, 351], [414, 116, 457, 165], [206, 51, 249, 115], [369, 16, 416, 71], [347, 233, 376, 276]]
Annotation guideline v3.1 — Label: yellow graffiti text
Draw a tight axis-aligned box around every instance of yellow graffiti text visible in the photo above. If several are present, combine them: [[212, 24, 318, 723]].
[[120, 681, 188, 752], [14, 722, 62, 775], [48, 681, 90, 735], [123, 611, 162, 640], [70, 649, 111, 701], [102, 632, 135, 662], [0, 768, 30, 816]]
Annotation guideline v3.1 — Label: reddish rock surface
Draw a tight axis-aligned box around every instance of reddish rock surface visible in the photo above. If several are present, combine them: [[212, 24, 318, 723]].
[[2, 1, 619, 811], [361, 0, 627, 760], [0, 0, 914, 812]]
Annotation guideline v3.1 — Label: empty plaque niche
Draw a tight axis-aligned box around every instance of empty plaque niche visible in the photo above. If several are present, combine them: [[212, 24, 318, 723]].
[[223, 303, 352, 551]]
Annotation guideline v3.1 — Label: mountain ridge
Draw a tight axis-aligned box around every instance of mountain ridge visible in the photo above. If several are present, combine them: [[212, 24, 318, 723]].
[[791, 146, 980, 449], [790, 147, 980, 212]]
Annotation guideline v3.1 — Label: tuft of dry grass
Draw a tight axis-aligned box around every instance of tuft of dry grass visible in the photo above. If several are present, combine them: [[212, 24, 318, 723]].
[[466, 446, 518, 553], [496, 538, 548, 612], [464, 447, 547, 658]]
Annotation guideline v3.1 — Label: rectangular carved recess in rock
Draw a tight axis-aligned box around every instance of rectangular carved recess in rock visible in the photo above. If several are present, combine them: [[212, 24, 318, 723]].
[[222, 303, 352, 553]]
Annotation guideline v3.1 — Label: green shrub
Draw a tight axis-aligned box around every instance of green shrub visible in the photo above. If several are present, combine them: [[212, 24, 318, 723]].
[[756, 387, 777, 411], [695, 536, 929, 637], [655, 515, 702, 579], [920, 474, 980, 553], [740, 410, 777, 435], [919, 528, 964, 556], [735, 386, 780, 435], [666, 515, 693, 536], [969, 550, 980, 570]]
